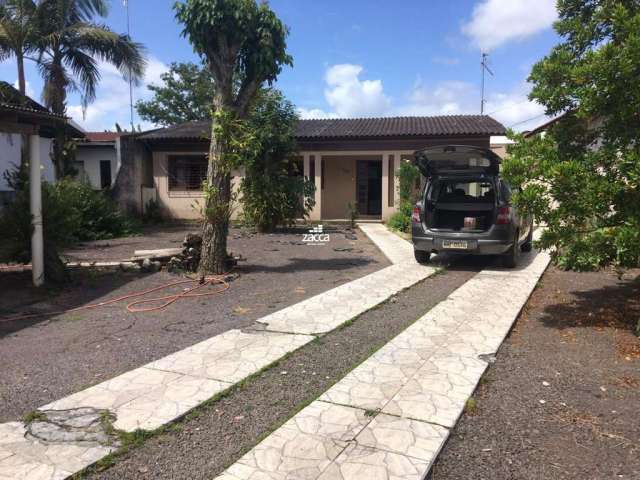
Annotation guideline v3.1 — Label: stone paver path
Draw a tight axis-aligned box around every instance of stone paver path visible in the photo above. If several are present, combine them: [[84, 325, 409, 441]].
[[215, 232, 550, 480], [0, 226, 434, 480]]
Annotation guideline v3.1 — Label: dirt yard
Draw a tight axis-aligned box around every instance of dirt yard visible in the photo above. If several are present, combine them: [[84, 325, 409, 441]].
[[0, 225, 388, 422], [428, 266, 640, 480]]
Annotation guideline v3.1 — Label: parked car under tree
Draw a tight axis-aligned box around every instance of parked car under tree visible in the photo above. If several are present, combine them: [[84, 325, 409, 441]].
[[411, 145, 533, 267]]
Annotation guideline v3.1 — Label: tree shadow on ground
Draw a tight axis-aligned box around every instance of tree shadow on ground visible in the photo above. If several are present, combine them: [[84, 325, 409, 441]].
[[0, 270, 153, 337], [538, 276, 640, 333]]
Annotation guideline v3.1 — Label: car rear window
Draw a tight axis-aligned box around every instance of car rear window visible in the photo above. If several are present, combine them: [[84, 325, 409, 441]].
[[427, 179, 496, 204]]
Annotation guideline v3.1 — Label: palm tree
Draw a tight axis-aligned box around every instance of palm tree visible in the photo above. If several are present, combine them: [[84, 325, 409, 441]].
[[0, 0, 38, 95], [36, 0, 146, 176]]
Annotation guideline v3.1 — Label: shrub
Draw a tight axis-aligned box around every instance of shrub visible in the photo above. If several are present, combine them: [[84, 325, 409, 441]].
[[387, 162, 420, 233], [387, 201, 413, 233], [0, 177, 138, 263]]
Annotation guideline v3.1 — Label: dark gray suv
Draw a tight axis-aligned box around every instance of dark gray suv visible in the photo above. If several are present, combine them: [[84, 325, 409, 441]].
[[411, 145, 533, 267]]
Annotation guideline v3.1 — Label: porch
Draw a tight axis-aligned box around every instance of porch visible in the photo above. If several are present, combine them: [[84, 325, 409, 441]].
[[302, 151, 414, 222]]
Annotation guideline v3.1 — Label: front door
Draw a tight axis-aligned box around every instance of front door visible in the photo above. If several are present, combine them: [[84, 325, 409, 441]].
[[356, 160, 382, 216]]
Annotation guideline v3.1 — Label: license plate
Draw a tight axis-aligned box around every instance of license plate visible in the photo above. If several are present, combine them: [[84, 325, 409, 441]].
[[442, 240, 469, 250]]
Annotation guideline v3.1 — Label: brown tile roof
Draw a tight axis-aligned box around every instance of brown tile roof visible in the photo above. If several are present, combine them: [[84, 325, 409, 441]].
[[83, 131, 121, 142], [138, 115, 505, 142], [0, 81, 64, 118]]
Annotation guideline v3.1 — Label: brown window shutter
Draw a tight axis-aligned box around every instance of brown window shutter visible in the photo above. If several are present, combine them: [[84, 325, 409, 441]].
[[388, 155, 395, 207]]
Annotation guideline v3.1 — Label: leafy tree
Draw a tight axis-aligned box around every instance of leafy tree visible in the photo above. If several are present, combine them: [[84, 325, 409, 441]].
[[175, 0, 292, 275], [503, 0, 640, 270], [136, 61, 214, 126], [0, 0, 37, 95], [36, 0, 145, 177], [241, 88, 315, 232]]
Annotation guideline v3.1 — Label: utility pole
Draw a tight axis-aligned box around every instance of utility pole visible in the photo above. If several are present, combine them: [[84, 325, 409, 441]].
[[480, 52, 494, 114], [125, 0, 134, 132]]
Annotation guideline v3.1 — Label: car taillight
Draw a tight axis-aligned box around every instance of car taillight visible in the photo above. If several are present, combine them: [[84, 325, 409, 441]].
[[496, 206, 511, 224], [411, 206, 421, 224]]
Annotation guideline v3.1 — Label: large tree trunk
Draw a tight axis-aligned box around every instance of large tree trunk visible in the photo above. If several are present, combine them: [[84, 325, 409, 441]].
[[198, 123, 232, 276]]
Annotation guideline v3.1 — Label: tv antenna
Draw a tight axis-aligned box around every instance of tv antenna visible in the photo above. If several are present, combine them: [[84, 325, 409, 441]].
[[480, 52, 494, 114], [124, 0, 134, 132]]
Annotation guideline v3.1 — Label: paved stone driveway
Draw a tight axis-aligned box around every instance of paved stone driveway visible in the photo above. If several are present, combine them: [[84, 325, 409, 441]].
[[0, 224, 435, 480], [215, 232, 550, 480]]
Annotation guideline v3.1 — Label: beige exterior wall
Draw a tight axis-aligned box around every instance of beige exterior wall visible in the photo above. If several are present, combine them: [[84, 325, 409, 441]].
[[150, 148, 419, 222], [152, 150, 243, 220]]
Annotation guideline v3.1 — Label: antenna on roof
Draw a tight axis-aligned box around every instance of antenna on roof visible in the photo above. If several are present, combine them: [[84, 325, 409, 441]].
[[480, 52, 494, 115], [124, 0, 134, 132]]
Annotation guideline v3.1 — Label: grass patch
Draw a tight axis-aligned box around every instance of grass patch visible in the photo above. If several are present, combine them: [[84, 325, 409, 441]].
[[22, 410, 46, 424], [465, 397, 477, 414], [364, 408, 380, 418]]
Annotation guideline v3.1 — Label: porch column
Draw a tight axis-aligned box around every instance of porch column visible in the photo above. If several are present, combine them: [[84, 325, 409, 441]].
[[29, 134, 44, 286], [381, 154, 390, 221]]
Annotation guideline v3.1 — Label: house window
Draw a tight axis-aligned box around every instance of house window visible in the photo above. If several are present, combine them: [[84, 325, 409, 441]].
[[99, 160, 112, 189], [168, 155, 208, 191]]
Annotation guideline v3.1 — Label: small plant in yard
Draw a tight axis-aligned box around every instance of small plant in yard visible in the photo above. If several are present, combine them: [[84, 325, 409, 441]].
[[387, 161, 420, 234], [347, 202, 358, 229]]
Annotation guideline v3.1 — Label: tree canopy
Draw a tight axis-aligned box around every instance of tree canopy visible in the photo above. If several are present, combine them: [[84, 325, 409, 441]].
[[502, 0, 640, 270], [241, 88, 314, 232], [136, 61, 214, 126]]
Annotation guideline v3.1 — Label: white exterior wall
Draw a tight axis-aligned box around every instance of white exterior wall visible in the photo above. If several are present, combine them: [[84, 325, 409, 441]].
[[0, 133, 55, 191], [74, 145, 117, 189]]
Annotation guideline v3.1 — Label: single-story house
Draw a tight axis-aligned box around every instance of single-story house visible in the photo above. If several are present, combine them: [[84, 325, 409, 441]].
[[0, 81, 83, 207], [115, 115, 505, 221], [74, 131, 122, 189]]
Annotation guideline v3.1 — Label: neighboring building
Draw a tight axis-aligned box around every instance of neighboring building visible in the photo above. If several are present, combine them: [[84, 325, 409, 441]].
[[489, 135, 515, 159], [523, 113, 566, 138], [116, 115, 505, 221], [74, 131, 122, 189], [0, 81, 82, 207]]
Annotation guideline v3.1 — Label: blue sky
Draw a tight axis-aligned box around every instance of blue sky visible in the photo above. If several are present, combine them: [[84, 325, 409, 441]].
[[0, 0, 561, 132]]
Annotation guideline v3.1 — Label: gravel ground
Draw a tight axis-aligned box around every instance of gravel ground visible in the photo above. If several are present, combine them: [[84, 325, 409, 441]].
[[428, 266, 640, 480], [0, 225, 387, 422], [85, 259, 485, 479]]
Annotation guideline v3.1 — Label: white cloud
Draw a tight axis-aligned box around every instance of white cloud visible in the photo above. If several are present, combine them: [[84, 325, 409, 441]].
[[13, 79, 35, 98], [323, 64, 391, 117], [67, 56, 169, 131], [299, 64, 548, 131], [462, 0, 557, 51]]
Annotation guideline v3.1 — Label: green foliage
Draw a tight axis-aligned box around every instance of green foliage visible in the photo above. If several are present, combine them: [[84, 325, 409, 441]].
[[502, 0, 640, 270], [347, 202, 358, 229], [0, 178, 138, 262], [142, 198, 163, 224], [174, 0, 292, 109], [136, 61, 214, 126], [387, 201, 413, 233], [387, 161, 420, 233], [397, 161, 420, 204], [240, 89, 314, 231], [175, 0, 293, 272]]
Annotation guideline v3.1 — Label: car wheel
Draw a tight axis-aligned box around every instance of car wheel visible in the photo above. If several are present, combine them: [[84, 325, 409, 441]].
[[502, 232, 520, 268], [521, 226, 534, 252], [414, 249, 430, 264]]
